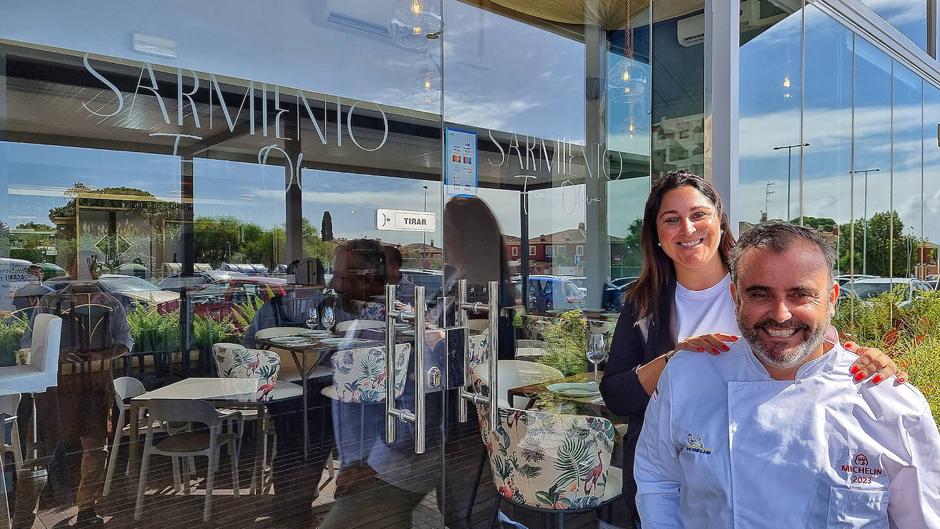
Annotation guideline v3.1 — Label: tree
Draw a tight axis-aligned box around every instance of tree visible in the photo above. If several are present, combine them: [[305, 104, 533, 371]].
[[321, 211, 334, 242], [838, 211, 916, 277], [798, 216, 837, 232]]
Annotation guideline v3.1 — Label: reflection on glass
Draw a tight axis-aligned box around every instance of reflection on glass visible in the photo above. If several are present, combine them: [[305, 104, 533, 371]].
[[891, 63, 922, 281], [922, 84, 940, 283], [858, 0, 927, 50], [802, 7, 853, 275], [739, 1, 803, 226]]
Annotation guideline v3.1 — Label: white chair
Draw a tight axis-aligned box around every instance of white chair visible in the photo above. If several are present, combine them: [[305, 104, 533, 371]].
[[0, 389, 24, 525], [0, 314, 62, 394], [103, 377, 181, 497], [134, 399, 240, 523]]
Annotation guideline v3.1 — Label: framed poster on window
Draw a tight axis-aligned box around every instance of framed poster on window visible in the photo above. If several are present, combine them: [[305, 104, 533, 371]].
[[445, 128, 477, 197]]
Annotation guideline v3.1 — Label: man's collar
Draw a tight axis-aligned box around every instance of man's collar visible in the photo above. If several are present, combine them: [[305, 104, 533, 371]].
[[742, 339, 841, 381]]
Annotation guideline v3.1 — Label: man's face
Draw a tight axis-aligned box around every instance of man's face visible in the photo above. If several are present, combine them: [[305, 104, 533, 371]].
[[27, 267, 42, 281], [730, 240, 838, 370]]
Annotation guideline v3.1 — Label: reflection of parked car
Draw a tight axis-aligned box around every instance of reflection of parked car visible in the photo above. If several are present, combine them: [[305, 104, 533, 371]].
[[399, 269, 443, 309], [603, 281, 629, 312], [219, 263, 269, 276], [97, 274, 181, 313], [841, 277, 932, 307], [157, 270, 247, 292], [513, 275, 585, 313], [610, 276, 638, 289], [189, 277, 288, 320]]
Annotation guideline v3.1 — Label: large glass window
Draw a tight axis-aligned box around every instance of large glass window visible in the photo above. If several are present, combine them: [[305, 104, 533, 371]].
[[858, 0, 928, 51]]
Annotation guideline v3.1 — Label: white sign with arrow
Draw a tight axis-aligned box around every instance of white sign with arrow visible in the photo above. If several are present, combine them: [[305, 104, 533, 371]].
[[376, 209, 436, 233]]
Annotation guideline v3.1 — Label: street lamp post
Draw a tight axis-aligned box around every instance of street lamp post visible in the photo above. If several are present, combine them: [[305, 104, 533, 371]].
[[764, 182, 775, 221], [849, 168, 879, 276], [772, 142, 809, 222]]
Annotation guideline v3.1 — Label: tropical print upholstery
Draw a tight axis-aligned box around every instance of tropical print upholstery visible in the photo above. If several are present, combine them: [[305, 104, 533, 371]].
[[468, 332, 489, 371], [476, 404, 616, 511], [212, 343, 280, 401], [330, 343, 412, 403]]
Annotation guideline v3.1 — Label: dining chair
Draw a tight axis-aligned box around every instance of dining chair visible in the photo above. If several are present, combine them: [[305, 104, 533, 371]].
[[0, 389, 18, 529], [252, 327, 331, 382], [103, 377, 180, 497], [464, 334, 564, 520], [212, 343, 302, 492], [321, 343, 412, 477], [475, 404, 621, 529], [134, 399, 240, 523]]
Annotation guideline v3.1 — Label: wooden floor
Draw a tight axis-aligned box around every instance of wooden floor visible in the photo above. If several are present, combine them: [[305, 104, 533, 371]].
[[7, 398, 630, 529]]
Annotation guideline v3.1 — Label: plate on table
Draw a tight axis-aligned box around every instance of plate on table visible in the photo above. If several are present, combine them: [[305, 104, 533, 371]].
[[547, 382, 601, 398], [320, 337, 372, 347], [298, 329, 332, 337], [335, 320, 385, 333], [270, 336, 311, 344]]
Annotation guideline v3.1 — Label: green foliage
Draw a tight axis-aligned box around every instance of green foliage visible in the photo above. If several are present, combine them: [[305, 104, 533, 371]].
[[0, 315, 29, 366], [834, 289, 940, 421], [193, 313, 239, 349], [539, 310, 587, 376], [837, 211, 917, 277], [127, 305, 180, 353]]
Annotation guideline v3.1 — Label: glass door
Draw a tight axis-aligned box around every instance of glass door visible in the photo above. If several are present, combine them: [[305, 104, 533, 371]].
[[438, 1, 653, 528]]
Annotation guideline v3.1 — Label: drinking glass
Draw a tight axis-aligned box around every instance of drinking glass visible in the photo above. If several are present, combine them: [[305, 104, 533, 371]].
[[306, 307, 319, 330], [322, 306, 335, 331], [586, 333, 607, 383]]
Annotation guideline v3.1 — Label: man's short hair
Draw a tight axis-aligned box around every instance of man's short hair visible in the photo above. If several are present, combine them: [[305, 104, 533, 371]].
[[729, 222, 836, 283]]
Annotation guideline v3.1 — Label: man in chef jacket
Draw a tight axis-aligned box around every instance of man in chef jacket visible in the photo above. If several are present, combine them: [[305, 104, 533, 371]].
[[634, 222, 940, 528]]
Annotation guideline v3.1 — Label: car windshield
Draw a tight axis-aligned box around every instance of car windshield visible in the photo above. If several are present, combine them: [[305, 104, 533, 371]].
[[99, 276, 160, 293]]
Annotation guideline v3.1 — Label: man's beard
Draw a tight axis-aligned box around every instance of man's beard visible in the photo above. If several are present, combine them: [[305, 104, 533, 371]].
[[736, 311, 830, 370]]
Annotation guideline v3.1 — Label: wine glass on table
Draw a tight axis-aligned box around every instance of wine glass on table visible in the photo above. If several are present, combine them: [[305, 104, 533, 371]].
[[322, 306, 335, 332], [586, 333, 607, 384], [306, 307, 319, 331]]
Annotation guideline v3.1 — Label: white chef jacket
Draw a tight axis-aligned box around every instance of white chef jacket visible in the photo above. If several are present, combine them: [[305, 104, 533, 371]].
[[635, 340, 940, 528]]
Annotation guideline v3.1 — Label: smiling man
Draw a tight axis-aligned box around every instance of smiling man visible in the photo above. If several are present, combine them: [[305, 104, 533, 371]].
[[634, 222, 940, 528]]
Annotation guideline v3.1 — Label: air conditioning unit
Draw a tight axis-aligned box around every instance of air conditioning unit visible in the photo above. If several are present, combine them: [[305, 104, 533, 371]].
[[676, 0, 781, 47]]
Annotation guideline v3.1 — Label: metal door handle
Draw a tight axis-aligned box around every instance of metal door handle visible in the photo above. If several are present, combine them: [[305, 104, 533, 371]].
[[384, 284, 427, 454], [457, 280, 499, 431]]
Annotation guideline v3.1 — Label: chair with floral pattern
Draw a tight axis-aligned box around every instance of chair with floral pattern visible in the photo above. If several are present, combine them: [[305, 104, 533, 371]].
[[212, 343, 301, 493], [328, 343, 411, 403], [475, 403, 621, 528]]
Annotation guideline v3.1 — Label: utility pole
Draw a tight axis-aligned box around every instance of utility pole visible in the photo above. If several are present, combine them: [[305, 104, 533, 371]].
[[764, 181, 775, 221]]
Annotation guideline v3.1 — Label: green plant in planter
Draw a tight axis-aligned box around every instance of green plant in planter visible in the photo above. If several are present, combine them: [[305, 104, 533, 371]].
[[193, 314, 239, 350], [538, 309, 587, 376], [127, 305, 180, 353], [0, 314, 29, 366]]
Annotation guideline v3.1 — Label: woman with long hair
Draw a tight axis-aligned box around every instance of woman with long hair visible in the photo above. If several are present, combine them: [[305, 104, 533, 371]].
[[599, 170, 903, 526]]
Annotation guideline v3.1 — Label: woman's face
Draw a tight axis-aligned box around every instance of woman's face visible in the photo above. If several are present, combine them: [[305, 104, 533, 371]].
[[656, 185, 723, 272]]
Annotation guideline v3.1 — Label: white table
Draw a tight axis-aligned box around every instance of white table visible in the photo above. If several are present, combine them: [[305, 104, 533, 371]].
[[127, 378, 266, 492]]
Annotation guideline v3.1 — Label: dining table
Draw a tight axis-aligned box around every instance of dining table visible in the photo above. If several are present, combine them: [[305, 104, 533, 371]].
[[127, 377, 268, 491], [506, 370, 625, 423]]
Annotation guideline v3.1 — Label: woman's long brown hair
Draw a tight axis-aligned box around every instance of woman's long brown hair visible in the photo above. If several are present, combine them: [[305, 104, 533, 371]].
[[627, 171, 736, 320]]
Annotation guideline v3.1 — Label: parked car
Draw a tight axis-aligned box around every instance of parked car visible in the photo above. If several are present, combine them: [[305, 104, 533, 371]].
[[610, 276, 638, 289], [97, 274, 180, 313], [603, 281, 629, 312], [157, 270, 247, 292], [513, 275, 585, 313], [219, 263, 269, 276], [840, 277, 932, 307], [188, 276, 288, 320]]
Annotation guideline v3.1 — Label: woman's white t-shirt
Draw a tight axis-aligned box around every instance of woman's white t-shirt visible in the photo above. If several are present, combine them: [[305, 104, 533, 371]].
[[674, 273, 740, 341]]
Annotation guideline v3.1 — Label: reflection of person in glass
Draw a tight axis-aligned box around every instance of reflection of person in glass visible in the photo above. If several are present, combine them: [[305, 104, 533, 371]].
[[12, 263, 52, 315], [18, 254, 132, 527]]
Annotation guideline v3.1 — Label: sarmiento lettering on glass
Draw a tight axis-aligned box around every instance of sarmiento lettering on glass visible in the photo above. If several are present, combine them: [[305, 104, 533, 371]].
[[486, 129, 626, 181], [80, 53, 389, 153]]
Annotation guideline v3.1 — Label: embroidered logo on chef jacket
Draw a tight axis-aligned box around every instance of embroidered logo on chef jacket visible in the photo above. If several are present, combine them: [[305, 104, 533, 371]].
[[685, 433, 713, 455], [841, 452, 883, 484]]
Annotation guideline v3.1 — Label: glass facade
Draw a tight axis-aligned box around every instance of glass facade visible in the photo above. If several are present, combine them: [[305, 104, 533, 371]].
[[0, 1, 937, 528], [739, 2, 939, 289]]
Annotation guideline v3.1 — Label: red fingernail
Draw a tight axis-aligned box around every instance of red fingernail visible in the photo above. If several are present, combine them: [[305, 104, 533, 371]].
[[872, 375, 882, 384], [898, 377, 906, 384], [854, 372, 866, 382], [845, 342, 855, 349], [711, 348, 720, 354], [730, 336, 739, 341], [721, 345, 729, 351], [850, 365, 859, 374], [696, 347, 705, 352]]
